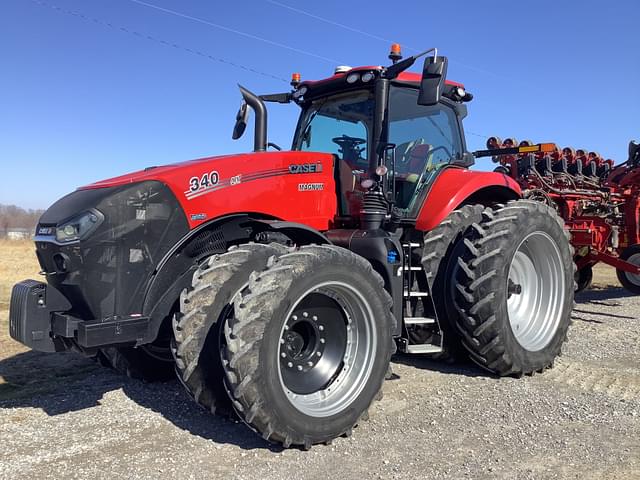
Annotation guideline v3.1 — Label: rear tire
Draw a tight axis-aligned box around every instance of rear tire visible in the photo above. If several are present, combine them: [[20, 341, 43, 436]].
[[172, 243, 288, 416], [454, 200, 574, 376], [222, 245, 394, 448], [420, 204, 485, 359], [616, 244, 640, 294]]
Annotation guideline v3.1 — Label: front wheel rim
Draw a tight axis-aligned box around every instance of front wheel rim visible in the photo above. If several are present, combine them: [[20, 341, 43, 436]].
[[507, 231, 565, 352], [277, 281, 377, 418]]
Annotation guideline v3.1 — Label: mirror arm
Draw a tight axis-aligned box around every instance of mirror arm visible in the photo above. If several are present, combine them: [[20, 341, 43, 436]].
[[239, 84, 268, 152], [260, 93, 292, 104], [384, 47, 438, 79]]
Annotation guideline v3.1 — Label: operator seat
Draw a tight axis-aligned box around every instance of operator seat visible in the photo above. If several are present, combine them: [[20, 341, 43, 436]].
[[335, 155, 364, 217]]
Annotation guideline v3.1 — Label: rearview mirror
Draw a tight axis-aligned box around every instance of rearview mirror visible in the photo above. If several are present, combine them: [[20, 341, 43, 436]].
[[232, 101, 249, 140], [417, 55, 448, 106]]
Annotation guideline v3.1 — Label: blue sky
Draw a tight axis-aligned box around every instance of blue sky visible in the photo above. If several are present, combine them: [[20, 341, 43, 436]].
[[1, 0, 638, 209]]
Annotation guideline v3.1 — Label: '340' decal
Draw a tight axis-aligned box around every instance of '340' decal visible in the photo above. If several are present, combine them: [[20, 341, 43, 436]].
[[189, 170, 219, 192]]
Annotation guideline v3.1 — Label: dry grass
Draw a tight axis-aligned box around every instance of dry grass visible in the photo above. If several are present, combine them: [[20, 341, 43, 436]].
[[591, 263, 620, 289], [0, 240, 41, 358], [0, 240, 41, 309]]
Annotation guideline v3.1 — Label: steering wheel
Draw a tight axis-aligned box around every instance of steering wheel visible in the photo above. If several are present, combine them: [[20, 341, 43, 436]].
[[332, 135, 367, 169], [332, 135, 366, 149]]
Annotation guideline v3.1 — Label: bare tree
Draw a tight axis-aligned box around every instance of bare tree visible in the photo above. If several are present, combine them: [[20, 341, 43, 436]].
[[0, 204, 44, 237]]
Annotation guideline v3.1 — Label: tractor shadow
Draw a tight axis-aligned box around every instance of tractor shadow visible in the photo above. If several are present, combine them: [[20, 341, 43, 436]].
[[573, 287, 637, 322], [576, 286, 635, 303], [0, 350, 281, 451], [392, 353, 493, 379]]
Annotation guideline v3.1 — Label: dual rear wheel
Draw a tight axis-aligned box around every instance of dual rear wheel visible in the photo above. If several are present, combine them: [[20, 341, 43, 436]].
[[452, 200, 574, 375], [419, 200, 574, 376]]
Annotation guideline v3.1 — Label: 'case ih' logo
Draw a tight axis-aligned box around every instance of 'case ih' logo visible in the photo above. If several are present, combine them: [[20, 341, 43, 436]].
[[288, 163, 323, 174]]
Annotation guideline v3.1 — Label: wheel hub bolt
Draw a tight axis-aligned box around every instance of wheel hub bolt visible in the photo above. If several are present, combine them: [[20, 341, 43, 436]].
[[297, 365, 303, 371], [292, 315, 298, 321], [312, 315, 318, 321], [316, 351, 321, 357], [319, 325, 324, 331], [281, 352, 286, 358], [320, 338, 325, 344], [307, 361, 313, 367], [303, 312, 309, 318], [287, 362, 293, 368]]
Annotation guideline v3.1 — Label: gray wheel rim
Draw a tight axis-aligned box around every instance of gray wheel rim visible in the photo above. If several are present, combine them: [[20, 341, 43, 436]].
[[507, 231, 565, 352], [623, 253, 640, 286], [277, 281, 377, 418]]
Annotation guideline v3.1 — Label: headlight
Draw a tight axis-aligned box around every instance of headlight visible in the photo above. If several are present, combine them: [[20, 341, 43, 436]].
[[361, 72, 375, 82], [56, 210, 103, 243], [346, 73, 360, 84]]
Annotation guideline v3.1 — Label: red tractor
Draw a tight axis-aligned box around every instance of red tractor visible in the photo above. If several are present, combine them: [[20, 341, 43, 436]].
[[10, 46, 574, 448], [486, 136, 640, 293]]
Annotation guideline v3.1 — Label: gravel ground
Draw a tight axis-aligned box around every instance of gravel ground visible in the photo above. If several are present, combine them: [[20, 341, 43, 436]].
[[1, 286, 639, 480]]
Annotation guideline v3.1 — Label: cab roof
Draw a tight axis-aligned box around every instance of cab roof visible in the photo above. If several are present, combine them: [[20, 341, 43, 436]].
[[299, 65, 464, 89]]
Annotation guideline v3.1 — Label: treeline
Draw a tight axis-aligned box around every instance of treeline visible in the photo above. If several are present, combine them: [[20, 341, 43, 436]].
[[0, 204, 44, 236]]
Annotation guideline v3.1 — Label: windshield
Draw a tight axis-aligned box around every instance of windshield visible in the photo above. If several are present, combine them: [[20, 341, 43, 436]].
[[388, 85, 463, 210], [293, 90, 374, 171]]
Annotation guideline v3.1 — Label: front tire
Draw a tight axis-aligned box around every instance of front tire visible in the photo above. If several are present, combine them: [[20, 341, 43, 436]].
[[454, 200, 574, 376], [172, 243, 288, 416], [223, 245, 394, 448]]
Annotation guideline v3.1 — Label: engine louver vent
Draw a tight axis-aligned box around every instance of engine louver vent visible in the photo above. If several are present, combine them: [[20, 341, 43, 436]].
[[184, 228, 226, 259]]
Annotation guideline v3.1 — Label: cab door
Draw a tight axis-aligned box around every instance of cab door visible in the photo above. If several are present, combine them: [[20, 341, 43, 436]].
[[387, 86, 465, 218]]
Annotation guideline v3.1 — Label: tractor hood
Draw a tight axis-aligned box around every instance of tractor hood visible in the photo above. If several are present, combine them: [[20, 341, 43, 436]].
[[81, 152, 271, 190], [78, 150, 338, 231]]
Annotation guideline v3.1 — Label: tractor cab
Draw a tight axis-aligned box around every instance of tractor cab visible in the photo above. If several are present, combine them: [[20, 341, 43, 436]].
[[234, 45, 475, 223]]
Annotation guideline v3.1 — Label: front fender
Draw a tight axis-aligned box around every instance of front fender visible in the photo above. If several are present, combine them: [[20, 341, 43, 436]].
[[140, 215, 331, 344], [415, 168, 521, 232]]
